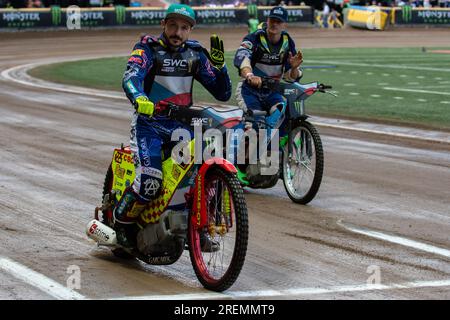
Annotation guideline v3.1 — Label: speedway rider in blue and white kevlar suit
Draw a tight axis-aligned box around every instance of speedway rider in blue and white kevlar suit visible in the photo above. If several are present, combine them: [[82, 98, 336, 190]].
[[234, 6, 304, 135], [115, 4, 231, 248]]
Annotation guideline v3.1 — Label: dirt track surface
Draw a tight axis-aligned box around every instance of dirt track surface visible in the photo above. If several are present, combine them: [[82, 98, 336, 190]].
[[0, 27, 449, 299]]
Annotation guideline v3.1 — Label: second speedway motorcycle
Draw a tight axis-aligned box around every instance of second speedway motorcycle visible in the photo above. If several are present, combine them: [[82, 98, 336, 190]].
[[86, 102, 248, 292], [236, 78, 334, 204]]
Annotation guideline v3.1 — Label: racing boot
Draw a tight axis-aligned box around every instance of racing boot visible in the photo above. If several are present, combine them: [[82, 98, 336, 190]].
[[113, 188, 145, 249], [265, 103, 285, 156], [266, 103, 285, 131], [266, 109, 282, 129], [200, 232, 220, 253]]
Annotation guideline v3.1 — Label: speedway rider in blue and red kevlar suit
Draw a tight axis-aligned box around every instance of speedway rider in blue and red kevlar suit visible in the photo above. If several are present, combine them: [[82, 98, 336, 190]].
[[115, 4, 232, 249], [234, 6, 304, 135]]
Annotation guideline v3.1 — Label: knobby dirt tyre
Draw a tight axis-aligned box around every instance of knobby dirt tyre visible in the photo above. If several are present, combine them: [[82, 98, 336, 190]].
[[283, 121, 324, 204], [188, 166, 248, 292]]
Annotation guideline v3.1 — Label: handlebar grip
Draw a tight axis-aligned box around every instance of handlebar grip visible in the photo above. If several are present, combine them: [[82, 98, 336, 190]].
[[318, 83, 332, 92], [159, 101, 180, 109]]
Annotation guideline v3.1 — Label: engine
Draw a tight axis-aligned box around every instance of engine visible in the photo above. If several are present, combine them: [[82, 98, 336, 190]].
[[136, 209, 188, 255]]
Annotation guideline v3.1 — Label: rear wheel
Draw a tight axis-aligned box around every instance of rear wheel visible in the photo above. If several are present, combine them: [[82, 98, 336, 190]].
[[282, 121, 324, 204], [188, 166, 248, 292], [102, 165, 134, 259]]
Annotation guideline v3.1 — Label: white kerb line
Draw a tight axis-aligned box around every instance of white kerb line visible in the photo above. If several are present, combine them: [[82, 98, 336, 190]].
[[0, 63, 126, 101], [110, 279, 450, 300], [338, 221, 450, 259], [383, 87, 450, 96], [0, 256, 85, 300], [311, 121, 450, 144]]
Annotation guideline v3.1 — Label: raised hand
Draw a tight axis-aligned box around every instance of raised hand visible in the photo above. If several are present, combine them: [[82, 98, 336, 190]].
[[289, 51, 303, 69], [208, 34, 225, 69]]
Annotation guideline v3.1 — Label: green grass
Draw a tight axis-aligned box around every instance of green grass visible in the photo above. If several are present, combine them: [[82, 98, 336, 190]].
[[30, 47, 450, 130], [30, 57, 128, 92]]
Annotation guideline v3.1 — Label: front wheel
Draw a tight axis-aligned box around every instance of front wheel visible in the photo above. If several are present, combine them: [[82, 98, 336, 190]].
[[188, 166, 248, 292], [282, 121, 324, 204]]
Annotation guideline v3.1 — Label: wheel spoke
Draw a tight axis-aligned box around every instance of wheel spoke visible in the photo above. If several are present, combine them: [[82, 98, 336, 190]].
[[189, 169, 247, 291], [283, 123, 322, 203]]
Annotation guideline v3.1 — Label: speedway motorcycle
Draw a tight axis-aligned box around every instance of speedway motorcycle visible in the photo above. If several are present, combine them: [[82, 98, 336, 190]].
[[236, 77, 334, 204], [86, 102, 248, 292]]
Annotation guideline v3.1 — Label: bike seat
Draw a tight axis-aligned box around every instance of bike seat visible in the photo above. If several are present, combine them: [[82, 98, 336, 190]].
[[192, 105, 244, 126]]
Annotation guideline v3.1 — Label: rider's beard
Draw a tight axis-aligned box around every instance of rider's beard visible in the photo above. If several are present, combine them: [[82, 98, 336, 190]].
[[163, 32, 184, 50]]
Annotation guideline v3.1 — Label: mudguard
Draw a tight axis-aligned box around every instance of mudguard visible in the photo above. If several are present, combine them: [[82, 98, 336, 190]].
[[191, 157, 237, 229], [111, 147, 135, 201], [111, 142, 196, 225]]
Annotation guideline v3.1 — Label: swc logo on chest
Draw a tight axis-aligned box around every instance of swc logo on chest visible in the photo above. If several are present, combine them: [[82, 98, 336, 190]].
[[161, 58, 193, 73], [261, 52, 283, 63]]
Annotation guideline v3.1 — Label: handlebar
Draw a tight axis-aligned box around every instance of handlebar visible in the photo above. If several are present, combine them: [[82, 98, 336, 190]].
[[133, 99, 184, 114], [158, 100, 180, 110], [155, 100, 191, 115], [260, 76, 281, 91], [246, 75, 281, 91], [247, 76, 333, 95], [318, 83, 333, 92], [317, 83, 337, 97], [152, 82, 334, 118]]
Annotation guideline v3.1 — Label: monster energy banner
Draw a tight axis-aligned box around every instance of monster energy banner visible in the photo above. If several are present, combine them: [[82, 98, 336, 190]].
[[396, 6, 450, 24], [196, 9, 248, 24], [115, 5, 127, 25], [126, 8, 166, 25], [125, 8, 247, 25], [0, 6, 313, 29], [259, 7, 314, 23], [0, 10, 52, 28], [0, 7, 115, 28], [76, 10, 115, 27], [248, 4, 258, 18], [126, 7, 311, 25], [51, 6, 61, 26]]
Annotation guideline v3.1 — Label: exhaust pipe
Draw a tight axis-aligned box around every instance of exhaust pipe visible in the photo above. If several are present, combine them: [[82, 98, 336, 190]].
[[86, 219, 117, 246]]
